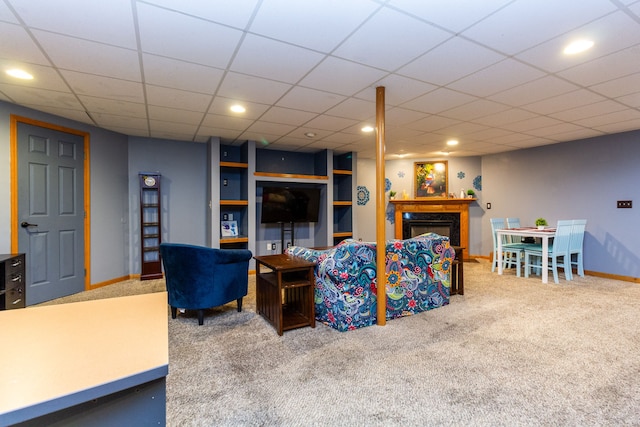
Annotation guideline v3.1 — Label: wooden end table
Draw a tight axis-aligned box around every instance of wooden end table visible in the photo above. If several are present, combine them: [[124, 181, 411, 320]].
[[254, 254, 316, 336]]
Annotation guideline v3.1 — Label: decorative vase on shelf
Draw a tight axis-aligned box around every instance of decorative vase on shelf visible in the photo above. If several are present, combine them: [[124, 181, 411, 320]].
[[537, 225, 545, 230]]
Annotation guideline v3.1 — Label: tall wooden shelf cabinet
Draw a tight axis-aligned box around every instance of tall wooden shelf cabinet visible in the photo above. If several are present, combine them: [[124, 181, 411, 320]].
[[139, 172, 163, 280]]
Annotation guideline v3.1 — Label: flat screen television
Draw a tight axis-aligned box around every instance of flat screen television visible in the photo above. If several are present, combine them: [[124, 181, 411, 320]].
[[261, 186, 321, 223]]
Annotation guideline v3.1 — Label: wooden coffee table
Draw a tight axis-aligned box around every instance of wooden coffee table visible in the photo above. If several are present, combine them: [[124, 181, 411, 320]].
[[254, 254, 316, 336]]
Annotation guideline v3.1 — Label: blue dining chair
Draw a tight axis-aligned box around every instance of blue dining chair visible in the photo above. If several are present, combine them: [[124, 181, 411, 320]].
[[569, 219, 587, 278], [524, 220, 573, 284], [490, 218, 529, 276]]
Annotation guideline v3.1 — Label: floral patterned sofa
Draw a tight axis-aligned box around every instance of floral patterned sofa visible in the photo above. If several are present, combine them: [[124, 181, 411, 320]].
[[285, 233, 454, 332]]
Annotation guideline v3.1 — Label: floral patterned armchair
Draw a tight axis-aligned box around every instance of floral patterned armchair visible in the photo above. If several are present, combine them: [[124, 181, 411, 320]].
[[285, 233, 454, 332]]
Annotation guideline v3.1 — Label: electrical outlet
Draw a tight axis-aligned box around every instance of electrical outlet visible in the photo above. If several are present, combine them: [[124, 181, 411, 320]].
[[223, 151, 227, 157], [222, 213, 228, 220], [223, 179, 228, 186], [617, 200, 632, 208], [271, 243, 276, 250], [266, 243, 271, 251]]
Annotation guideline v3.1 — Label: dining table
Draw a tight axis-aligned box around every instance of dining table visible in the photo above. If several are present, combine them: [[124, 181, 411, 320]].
[[496, 226, 557, 284]]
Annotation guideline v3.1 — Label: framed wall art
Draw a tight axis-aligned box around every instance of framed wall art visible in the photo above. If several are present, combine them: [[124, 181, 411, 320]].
[[414, 161, 448, 198]]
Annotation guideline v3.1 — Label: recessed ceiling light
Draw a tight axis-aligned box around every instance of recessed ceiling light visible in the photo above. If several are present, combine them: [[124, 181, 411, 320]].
[[563, 39, 594, 55], [6, 68, 33, 80], [361, 126, 374, 133], [446, 139, 458, 146], [230, 104, 246, 113], [304, 132, 316, 138]]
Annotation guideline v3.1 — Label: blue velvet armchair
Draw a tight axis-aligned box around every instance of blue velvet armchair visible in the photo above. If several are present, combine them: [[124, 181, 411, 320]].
[[159, 243, 252, 325]]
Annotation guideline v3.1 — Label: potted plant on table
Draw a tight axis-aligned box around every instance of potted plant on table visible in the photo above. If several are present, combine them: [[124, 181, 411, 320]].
[[466, 189, 475, 198], [535, 217, 548, 229], [389, 190, 397, 200]]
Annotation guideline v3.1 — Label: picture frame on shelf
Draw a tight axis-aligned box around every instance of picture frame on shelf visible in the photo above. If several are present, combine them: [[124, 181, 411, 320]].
[[221, 220, 238, 237], [414, 161, 448, 198]]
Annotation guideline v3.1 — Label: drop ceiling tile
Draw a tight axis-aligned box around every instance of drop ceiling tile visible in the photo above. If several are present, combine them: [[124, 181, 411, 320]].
[[276, 86, 346, 113], [385, 107, 429, 126], [461, 0, 616, 55], [325, 98, 376, 121], [575, 108, 640, 127], [489, 76, 580, 107], [201, 114, 253, 131], [321, 132, 368, 144], [9, 0, 136, 48], [590, 71, 640, 98], [385, 127, 425, 140], [299, 56, 388, 96], [434, 121, 488, 137], [231, 34, 325, 84], [146, 85, 212, 112], [33, 30, 141, 81], [406, 115, 462, 132], [616, 91, 640, 108], [304, 115, 358, 132], [208, 97, 270, 120], [549, 100, 627, 122], [388, 0, 512, 33], [522, 89, 607, 115], [142, 54, 225, 94], [591, 117, 640, 133], [62, 70, 145, 102], [137, 3, 243, 68], [0, 22, 49, 65], [0, 1, 18, 23], [246, 121, 297, 136], [524, 123, 586, 138], [0, 84, 81, 109], [92, 112, 149, 130], [448, 58, 545, 97], [401, 88, 476, 114], [558, 46, 640, 87], [259, 106, 318, 126], [0, 63, 69, 92], [516, 12, 640, 73], [141, 0, 259, 28], [398, 36, 505, 86], [217, 72, 292, 105], [548, 128, 605, 142], [440, 99, 509, 121], [473, 108, 538, 127], [77, 95, 147, 117], [354, 74, 437, 106], [148, 105, 205, 125], [249, 0, 380, 53], [502, 116, 565, 133], [333, 7, 451, 71]]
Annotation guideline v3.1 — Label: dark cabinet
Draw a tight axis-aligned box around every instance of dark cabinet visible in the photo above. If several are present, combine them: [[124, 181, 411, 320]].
[[139, 173, 163, 280], [1, 254, 25, 310]]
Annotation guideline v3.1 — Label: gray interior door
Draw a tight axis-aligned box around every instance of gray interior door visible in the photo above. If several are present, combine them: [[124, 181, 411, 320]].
[[17, 122, 85, 305]]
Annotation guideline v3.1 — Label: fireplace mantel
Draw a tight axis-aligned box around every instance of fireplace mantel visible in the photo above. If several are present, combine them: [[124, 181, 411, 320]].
[[391, 198, 475, 250]]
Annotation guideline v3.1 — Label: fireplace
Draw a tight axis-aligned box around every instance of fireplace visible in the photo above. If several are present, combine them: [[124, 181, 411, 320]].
[[391, 198, 474, 251], [402, 213, 460, 246]]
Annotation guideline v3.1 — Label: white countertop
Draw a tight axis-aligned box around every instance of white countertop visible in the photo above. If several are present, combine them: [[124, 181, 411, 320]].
[[0, 292, 169, 425]]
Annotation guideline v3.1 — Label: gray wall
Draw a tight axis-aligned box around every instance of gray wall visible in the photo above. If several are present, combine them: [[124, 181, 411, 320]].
[[127, 137, 208, 275], [482, 132, 640, 278]]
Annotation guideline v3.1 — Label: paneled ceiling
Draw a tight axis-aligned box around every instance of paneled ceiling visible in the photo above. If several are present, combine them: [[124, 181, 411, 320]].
[[2, 0, 640, 159]]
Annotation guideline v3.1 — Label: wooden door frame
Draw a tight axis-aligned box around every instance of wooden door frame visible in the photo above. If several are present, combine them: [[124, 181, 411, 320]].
[[10, 115, 91, 290]]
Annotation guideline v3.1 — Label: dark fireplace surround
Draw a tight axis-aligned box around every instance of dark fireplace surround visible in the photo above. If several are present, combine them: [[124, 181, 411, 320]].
[[402, 212, 460, 246]]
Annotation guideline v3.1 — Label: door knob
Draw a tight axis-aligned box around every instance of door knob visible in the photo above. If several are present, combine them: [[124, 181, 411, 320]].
[[20, 221, 38, 228]]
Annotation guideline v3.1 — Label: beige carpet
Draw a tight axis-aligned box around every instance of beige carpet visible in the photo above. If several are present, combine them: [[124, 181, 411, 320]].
[[43, 260, 640, 426]]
